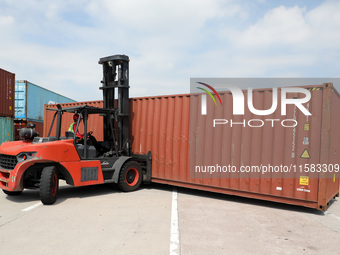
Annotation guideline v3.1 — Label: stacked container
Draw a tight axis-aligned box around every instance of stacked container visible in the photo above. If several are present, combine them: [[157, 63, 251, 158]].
[[15, 80, 76, 138], [0, 68, 15, 145]]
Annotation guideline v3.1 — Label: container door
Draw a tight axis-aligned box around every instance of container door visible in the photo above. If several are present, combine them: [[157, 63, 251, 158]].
[[15, 81, 27, 119]]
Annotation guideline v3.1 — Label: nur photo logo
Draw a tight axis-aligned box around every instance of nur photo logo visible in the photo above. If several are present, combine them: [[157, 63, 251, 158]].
[[194, 80, 312, 128], [196, 82, 223, 115]]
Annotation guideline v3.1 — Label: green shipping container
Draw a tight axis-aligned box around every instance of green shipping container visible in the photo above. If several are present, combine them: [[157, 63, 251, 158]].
[[0, 117, 13, 145]]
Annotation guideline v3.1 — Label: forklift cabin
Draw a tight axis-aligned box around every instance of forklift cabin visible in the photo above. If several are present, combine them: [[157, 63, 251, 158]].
[[47, 105, 119, 160]]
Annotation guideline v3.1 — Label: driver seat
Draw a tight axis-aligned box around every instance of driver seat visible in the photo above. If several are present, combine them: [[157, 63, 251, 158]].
[[65, 131, 74, 138]]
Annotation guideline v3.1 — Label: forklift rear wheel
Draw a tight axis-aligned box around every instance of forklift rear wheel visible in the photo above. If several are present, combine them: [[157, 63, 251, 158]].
[[40, 166, 59, 205], [118, 161, 142, 192], [3, 190, 22, 196]]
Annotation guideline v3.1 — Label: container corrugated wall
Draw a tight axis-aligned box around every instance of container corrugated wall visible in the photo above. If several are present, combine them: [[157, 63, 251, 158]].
[[43, 84, 340, 210], [0, 117, 13, 145], [15, 80, 76, 121], [0, 68, 14, 118], [130, 95, 190, 183]]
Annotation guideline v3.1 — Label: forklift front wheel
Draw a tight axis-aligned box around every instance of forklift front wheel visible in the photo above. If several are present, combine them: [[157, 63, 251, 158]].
[[40, 166, 59, 205], [118, 161, 142, 192]]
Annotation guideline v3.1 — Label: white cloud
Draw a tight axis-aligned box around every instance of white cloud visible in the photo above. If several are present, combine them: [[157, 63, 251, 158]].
[[306, 0, 340, 49], [231, 1, 340, 53], [207, 0, 340, 79], [0, 15, 14, 25], [90, 0, 221, 29], [235, 6, 311, 48]]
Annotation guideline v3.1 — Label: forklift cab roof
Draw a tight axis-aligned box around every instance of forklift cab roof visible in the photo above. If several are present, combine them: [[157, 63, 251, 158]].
[[46, 104, 115, 115], [46, 104, 116, 143]]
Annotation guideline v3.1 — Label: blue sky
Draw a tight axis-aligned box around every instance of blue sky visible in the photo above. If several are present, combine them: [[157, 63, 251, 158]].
[[0, 0, 339, 101]]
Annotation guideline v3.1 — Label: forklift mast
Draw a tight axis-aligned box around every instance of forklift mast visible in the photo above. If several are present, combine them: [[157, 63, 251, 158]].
[[98, 55, 130, 155]]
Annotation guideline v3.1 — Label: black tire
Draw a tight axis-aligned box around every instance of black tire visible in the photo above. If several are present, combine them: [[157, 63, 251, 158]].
[[39, 166, 59, 205], [118, 161, 142, 192], [3, 190, 22, 196]]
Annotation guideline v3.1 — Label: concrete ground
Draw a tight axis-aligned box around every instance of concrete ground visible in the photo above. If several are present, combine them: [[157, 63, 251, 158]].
[[0, 182, 339, 255], [178, 188, 340, 255]]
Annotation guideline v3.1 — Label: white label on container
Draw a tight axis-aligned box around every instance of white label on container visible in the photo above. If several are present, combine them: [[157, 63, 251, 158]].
[[297, 188, 310, 193], [303, 137, 309, 145], [276, 187, 282, 191]]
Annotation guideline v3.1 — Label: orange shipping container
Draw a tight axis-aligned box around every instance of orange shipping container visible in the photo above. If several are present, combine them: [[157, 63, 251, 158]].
[[44, 83, 340, 210]]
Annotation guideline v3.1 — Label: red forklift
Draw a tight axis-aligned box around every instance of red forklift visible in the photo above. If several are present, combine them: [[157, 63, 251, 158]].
[[0, 55, 151, 204]]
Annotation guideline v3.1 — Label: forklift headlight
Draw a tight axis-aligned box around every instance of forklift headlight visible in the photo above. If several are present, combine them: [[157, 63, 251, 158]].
[[17, 152, 37, 163]]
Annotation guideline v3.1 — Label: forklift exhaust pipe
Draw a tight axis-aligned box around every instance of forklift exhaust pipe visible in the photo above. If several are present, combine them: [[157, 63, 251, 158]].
[[56, 104, 62, 140]]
